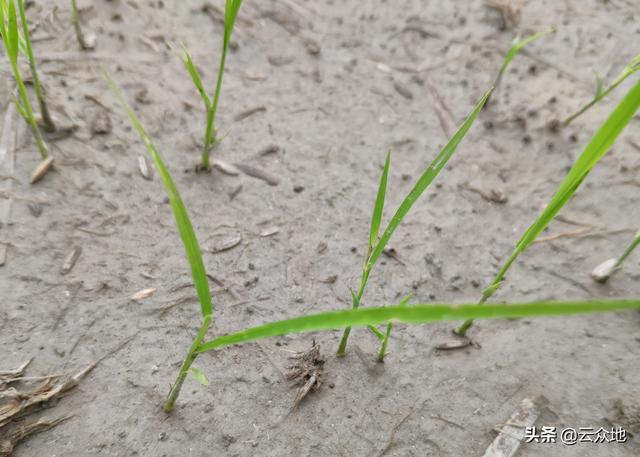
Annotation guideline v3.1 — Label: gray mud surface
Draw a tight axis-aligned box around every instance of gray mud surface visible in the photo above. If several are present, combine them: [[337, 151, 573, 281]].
[[1, 0, 639, 456]]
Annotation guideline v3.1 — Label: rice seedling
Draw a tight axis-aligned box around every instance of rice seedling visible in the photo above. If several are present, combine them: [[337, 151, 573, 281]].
[[0, 0, 50, 162], [176, 0, 243, 170], [337, 31, 556, 358], [591, 229, 640, 283], [108, 75, 640, 410], [335, 88, 494, 357], [456, 79, 640, 337], [563, 53, 640, 126]]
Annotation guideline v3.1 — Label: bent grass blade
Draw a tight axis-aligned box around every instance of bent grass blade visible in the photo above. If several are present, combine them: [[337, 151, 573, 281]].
[[493, 27, 555, 89], [200, 300, 640, 352], [106, 74, 213, 411], [457, 80, 640, 336], [564, 53, 640, 126]]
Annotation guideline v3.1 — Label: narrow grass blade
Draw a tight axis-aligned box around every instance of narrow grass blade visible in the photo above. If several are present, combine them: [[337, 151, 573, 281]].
[[496, 28, 555, 85], [367, 88, 493, 272], [106, 74, 213, 319], [177, 45, 210, 109], [17, 0, 55, 132], [201, 0, 244, 168], [369, 151, 390, 249], [513, 80, 640, 255], [6, 0, 19, 63], [223, 0, 243, 46], [0, 3, 7, 51], [10, 92, 26, 118], [615, 229, 640, 270], [378, 293, 411, 361], [189, 366, 210, 386], [199, 300, 640, 352], [593, 70, 604, 98], [564, 53, 640, 125], [457, 80, 640, 335]]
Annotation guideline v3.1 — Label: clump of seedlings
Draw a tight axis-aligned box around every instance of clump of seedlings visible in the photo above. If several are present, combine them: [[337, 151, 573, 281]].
[[0, 0, 54, 182], [563, 53, 640, 126], [338, 30, 554, 358], [335, 89, 492, 357], [175, 0, 243, 171], [591, 229, 640, 283], [108, 72, 639, 410], [455, 80, 640, 337]]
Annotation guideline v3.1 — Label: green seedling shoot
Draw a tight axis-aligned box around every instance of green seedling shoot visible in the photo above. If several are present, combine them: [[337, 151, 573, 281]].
[[336, 87, 494, 357], [176, 0, 243, 170], [563, 53, 640, 126], [0, 0, 50, 160]]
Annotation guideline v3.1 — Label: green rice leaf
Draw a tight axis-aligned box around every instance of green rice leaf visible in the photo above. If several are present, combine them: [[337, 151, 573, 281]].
[[366, 88, 493, 271], [199, 300, 640, 352], [0, 2, 8, 48], [369, 151, 391, 249], [368, 324, 385, 341], [11, 91, 27, 119], [189, 367, 210, 386], [178, 45, 211, 109], [515, 80, 640, 254], [498, 28, 555, 78], [593, 70, 604, 98], [6, 0, 19, 63], [564, 53, 640, 125], [223, 0, 243, 47], [106, 74, 213, 319]]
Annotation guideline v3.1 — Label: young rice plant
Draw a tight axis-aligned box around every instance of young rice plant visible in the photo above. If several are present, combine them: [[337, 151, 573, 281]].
[[337, 29, 555, 358], [176, 0, 243, 170], [108, 75, 639, 410], [0, 0, 51, 162]]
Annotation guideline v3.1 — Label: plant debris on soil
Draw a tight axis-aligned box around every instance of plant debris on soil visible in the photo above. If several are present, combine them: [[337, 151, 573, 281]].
[[0, 359, 94, 455], [286, 340, 325, 409]]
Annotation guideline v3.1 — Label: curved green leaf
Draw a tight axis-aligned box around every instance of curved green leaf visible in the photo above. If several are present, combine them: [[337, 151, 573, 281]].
[[199, 300, 639, 352], [498, 28, 555, 81], [106, 74, 213, 319]]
